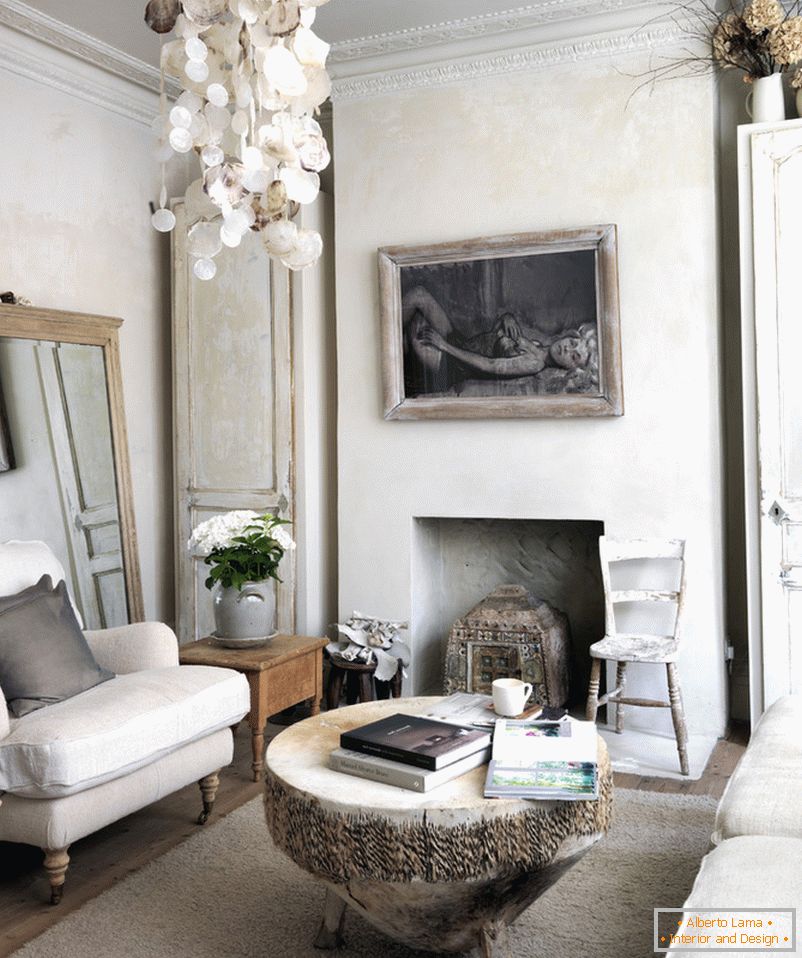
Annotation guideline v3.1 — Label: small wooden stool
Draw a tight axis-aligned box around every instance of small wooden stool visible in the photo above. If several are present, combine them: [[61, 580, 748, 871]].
[[326, 652, 403, 710]]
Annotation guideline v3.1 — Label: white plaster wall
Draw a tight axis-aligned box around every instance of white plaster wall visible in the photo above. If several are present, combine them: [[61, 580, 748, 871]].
[[0, 28, 190, 622], [333, 56, 727, 737]]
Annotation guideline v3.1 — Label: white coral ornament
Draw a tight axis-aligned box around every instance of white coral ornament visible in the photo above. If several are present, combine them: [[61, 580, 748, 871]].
[[326, 612, 411, 683], [146, 0, 331, 278]]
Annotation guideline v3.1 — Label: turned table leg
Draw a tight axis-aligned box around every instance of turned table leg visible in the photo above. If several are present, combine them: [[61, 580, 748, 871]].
[[314, 888, 347, 949], [248, 671, 267, 782]]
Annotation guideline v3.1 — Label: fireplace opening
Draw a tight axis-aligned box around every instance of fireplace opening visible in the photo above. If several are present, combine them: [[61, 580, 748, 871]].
[[411, 517, 605, 711]]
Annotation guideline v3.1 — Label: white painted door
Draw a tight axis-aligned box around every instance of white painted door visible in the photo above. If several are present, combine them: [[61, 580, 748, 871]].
[[172, 201, 295, 644], [749, 124, 802, 711]]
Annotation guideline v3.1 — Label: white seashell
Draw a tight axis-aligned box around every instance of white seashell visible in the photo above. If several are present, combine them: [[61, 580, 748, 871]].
[[264, 179, 288, 217], [193, 257, 217, 281], [292, 27, 329, 68], [288, 65, 330, 115], [145, 0, 180, 34], [263, 218, 298, 256], [259, 123, 297, 163], [152, 208, 176, 232], [262, 44, 307, 97], [296, 132, 329, 172], [220, 225, 242, 248], [243, 168, 271, 193], [279, 166, 319, 205], [203, 162, 246, 207], [176, 90, 204, 113], [161, 39, 186, 79], [183, 0, 227, 27], [248, 23, 272, 47], [188, 220, 223, 259], [184, 177, 220, 221], [267, 0, 301, 36], [201, 144, 225, 167], [237, 0, 259, 25], [281, 227, 322, 270]]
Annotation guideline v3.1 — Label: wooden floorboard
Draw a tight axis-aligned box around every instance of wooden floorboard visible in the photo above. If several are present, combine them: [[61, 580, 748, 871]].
[[0, 720, 749, 956]]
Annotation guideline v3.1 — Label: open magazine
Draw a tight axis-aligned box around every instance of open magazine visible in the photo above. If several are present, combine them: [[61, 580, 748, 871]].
[[483, 717, 598, 801], [423, 692, 546, 729]]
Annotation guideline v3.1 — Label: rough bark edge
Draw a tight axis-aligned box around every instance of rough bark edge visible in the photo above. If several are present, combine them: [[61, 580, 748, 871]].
[[264, 754, 612, 884]]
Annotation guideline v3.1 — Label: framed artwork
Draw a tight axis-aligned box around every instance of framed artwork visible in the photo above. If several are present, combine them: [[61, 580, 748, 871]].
[[0, 376, 14, 472], [378, 225, 623, 419]]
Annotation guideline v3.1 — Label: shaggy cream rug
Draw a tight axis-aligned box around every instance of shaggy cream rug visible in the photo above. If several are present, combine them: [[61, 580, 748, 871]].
[[16, 790, 716, 958]]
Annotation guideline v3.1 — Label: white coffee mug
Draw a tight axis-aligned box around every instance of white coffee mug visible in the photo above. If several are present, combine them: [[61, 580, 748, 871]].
[[492, 678, 533, 717]]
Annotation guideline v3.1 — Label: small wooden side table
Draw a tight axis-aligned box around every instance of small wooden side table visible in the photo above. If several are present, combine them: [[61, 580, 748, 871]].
[[179, 634, 327, 782]]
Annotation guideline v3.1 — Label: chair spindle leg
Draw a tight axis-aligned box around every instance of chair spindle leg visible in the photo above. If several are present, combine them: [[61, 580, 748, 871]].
[[615, 661, 627, 733], [666, 662, 689, 776], [586, 658, 601, 722]]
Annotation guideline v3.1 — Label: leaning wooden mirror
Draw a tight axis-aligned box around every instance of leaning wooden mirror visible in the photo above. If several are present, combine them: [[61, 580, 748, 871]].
[[0, 304, 143, 626]]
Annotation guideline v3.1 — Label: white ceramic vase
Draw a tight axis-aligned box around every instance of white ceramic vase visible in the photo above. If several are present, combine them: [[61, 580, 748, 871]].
[[747, 74, 786, 124], [211, 580, 276, 648]]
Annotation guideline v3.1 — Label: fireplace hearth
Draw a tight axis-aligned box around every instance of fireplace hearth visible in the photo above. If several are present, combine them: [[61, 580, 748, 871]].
[[412, 517, 605, 706]]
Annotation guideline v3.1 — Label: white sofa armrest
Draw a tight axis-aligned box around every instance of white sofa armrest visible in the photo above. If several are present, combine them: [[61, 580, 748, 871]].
[[83, 622, 180, 674]]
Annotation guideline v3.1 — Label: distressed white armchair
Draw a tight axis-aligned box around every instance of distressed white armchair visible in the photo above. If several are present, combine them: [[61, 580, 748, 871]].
[[0, 541, 250, 903]]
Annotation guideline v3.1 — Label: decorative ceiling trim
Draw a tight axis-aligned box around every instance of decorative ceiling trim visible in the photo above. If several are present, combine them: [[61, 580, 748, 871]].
[[0, 24, 157, 125], [330, 22, 687, 101], [0, 0, 180, 96], [329, 0, 659, 63]]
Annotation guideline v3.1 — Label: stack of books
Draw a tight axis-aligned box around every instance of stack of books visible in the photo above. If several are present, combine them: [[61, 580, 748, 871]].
[[330, 712, 492, 793], [483, 717, 599, 801]]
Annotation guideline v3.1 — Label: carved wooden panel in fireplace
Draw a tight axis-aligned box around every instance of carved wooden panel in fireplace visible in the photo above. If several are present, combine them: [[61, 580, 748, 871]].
[[444, 585, 569, 707]]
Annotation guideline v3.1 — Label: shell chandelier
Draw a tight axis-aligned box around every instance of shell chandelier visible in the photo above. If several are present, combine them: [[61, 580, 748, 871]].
[[145, 0, 331, 279]]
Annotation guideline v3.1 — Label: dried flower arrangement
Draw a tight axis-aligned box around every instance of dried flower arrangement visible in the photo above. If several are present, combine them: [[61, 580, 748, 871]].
[[640, 0, 802, 89]]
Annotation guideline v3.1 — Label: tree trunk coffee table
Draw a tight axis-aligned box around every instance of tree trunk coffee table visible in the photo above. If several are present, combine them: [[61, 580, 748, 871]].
[[179, 634, 326, 781], [264, 697, 612, 956]]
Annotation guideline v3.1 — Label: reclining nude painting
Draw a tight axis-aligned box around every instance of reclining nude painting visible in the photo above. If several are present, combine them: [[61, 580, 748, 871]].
[[379, 228, 623, 420]]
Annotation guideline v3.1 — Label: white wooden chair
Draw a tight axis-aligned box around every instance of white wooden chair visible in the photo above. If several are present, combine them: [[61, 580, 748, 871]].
[[585, 537, 689, 775]]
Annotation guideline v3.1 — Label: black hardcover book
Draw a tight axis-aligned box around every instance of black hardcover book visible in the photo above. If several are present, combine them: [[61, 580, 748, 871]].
[[340, 713, 492, 770]]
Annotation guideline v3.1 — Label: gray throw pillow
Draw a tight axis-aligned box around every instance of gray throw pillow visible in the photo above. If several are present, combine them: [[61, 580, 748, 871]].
[[0, 575, 114, 718]]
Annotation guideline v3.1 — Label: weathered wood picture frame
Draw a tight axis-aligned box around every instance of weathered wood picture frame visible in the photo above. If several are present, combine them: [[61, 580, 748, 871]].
[[0, 375, 14, 472], [378, 226, 623, 420]]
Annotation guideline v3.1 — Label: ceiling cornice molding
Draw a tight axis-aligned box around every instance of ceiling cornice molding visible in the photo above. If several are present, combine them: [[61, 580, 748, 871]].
[[0, 0, 181, 96], [330, 21, 686, 101], [0, 22, 157, 125], [328, 0, 660, 63]]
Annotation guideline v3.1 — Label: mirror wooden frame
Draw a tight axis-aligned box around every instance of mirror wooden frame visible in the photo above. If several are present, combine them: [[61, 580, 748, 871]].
[[0, 304, 144, 622]]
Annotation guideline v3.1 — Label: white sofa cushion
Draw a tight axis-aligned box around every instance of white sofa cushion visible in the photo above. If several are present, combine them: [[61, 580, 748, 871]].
[[0, 729, 234, 849], [0, 665, 249, 798], [713, 695, 802, 844], [669, 836, 802, 955]]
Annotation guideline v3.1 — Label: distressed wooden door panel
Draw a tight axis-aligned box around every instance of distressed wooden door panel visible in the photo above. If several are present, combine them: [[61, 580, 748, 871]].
[[37, 342, 126, 629], [172, 202, 295, 644], [749, 125, 802, 711]]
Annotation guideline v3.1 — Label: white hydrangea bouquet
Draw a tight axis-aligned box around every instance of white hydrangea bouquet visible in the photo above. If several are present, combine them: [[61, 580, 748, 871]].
[[189, 510, 294, 591]]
